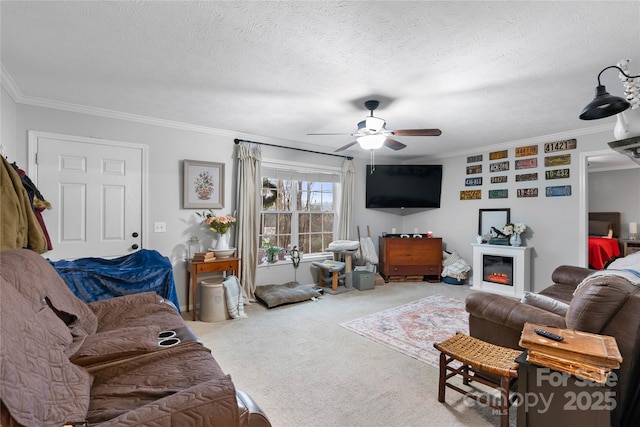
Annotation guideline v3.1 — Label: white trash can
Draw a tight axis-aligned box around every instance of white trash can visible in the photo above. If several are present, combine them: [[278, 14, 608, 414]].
[[199, 278, 230, 322]]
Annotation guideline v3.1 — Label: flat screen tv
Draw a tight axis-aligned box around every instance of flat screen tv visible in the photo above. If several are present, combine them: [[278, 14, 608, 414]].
[[366, 164, 442, 214]]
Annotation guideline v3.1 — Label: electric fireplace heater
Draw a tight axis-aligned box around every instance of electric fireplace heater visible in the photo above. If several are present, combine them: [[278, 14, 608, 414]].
[[483, 255, 514, 286], [471, 244, 531, 298]]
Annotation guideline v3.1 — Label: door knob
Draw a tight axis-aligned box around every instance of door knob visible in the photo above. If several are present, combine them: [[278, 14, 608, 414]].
[[132, 232, 139, 238], [131, 244, 139, 250]]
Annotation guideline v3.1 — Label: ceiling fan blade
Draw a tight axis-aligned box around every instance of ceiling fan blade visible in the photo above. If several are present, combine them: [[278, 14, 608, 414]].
[[335, 141, 358, 152], [392, 129, 442, 136], [384, 138, 407, 151], [307, 132, 351, 136]]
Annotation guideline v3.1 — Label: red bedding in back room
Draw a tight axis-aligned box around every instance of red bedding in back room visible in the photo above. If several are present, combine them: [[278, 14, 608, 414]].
[[588, 237, 621, 269]]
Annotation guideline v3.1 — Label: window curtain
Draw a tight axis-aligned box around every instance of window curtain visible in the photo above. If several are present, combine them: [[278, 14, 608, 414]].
[[235, 142, 262, 301], [338, 159, 355, 240]]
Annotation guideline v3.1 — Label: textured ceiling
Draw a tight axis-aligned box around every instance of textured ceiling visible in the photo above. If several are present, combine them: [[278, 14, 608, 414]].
[[2, 1, 640, 161]]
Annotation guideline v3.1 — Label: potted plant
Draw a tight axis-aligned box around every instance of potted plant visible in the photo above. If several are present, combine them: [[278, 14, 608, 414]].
[[262, 238, 283, 264]]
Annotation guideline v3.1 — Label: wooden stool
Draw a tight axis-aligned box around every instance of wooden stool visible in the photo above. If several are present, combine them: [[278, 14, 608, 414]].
[[433, 333, 521, 427]]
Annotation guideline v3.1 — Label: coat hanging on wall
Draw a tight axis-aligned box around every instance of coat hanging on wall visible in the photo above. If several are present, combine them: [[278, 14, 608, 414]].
[[11, 161, 53, 250], [1, 156, 49, 253]]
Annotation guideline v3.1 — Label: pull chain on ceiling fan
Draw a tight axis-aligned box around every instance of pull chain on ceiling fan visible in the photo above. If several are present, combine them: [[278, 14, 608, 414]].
[[307, 99, 442, 152]]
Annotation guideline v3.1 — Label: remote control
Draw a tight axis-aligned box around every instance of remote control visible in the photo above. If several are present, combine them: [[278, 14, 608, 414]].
[[534, 328, 564, 342]]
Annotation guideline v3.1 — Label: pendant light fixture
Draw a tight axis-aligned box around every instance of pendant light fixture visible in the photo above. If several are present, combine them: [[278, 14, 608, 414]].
[[580, 65, 640, 120]]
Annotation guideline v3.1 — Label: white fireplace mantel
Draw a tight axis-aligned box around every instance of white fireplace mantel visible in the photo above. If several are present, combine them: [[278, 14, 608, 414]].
[[470, 243, 532, 299]]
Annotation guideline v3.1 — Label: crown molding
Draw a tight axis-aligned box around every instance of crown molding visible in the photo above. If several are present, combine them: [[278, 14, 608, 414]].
[[1, 64, 22, 101], [0, 64, 242, 138], [413, 123, 615, 162]]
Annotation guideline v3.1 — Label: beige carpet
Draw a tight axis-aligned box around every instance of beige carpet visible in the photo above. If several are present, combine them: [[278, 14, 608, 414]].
[[185, 281, 516, 427]]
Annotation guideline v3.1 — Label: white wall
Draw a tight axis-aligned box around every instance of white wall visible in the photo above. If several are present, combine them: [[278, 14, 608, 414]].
[[13, 103, 357, 307], [8, 99, 633, 306], [1, 86, 17, 158], [589, 168, 640, 237], [351, 129, 633, 291]]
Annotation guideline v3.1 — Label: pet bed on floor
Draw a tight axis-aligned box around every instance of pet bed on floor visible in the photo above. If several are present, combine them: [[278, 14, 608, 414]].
[[255, 281, 321, 308]]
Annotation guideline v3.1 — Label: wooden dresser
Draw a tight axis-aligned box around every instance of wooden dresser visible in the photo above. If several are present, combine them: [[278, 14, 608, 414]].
[[378, 236, 442, 282]]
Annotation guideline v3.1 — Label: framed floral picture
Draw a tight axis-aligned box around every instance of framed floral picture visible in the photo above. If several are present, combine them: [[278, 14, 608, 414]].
[[183, 160, 224, 209]]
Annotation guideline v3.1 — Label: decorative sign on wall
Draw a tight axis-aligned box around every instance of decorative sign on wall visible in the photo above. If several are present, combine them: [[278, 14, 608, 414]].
[[459, 139, 576, 200], [517, 188, 539, 198], [546, 185, 572, 197], [467, 165, 482, 174], [489, 161, 510, 172], [544, 139, 577, 153], [516, 173, 538, 182], [544, 154, 571, 167], [489, 189, 508, 199], [515, 158, 538, 169], [515, 145, 538, 157], [489, 150, 508, 160], [460, 190, 482, 200], [545, 168, 570, 180], [465, 177, 483, 186]]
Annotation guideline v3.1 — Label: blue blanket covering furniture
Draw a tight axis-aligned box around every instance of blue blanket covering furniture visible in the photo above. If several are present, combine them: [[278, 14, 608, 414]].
[[49, 249, 180, 312]]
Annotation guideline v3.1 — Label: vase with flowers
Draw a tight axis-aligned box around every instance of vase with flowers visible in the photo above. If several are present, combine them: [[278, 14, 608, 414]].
[[196, 210, 237, 251], [262, 238, 283, 264], [503, 222, 527, 247]]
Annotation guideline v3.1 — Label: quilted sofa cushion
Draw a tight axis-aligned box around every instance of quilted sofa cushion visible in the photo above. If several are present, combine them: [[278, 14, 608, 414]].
[[86, 342, 237, 425], [0, 249, 98, 356], [0, 278, 92, 426], [87, 291, 184, 333]]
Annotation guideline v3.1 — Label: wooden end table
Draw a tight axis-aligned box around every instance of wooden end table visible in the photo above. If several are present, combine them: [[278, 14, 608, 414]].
[[620, 239, 640, 257], [186, 257, 239, 321]]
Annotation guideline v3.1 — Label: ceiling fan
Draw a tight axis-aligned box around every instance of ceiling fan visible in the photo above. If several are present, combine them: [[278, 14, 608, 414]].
[[308, 100, 442, 152]]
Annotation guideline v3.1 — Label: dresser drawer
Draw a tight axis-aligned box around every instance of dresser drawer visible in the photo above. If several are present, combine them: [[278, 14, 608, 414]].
[[391, 265, 427, 275], [196, 260, 237, 273], [424, 264, 441, 275]]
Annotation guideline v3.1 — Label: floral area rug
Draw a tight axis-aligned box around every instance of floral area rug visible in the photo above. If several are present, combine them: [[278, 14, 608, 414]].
[[339, 294, 468, 368]]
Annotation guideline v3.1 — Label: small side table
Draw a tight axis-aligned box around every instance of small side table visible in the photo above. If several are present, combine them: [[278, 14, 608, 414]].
[[516, 351, 614, 427], [620, 239, 640, 257], [186, 257, 239, 321]]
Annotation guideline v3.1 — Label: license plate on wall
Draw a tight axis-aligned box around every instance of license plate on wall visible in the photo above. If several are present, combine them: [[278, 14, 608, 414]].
[[465, 177, 483, 186], [490, 161, 510, 172], [545, 168, 570, 179], [544, 139, 576, 153], [544, 154, 571, 167], [517, 188, 539, 198], [546, 185, 572, 197]]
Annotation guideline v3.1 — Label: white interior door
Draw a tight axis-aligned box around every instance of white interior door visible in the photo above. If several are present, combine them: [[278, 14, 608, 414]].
[[30, 132, 145, 260]]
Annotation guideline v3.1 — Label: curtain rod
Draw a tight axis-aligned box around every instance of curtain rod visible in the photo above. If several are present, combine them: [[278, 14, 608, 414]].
[[234, 138, 353, 160]]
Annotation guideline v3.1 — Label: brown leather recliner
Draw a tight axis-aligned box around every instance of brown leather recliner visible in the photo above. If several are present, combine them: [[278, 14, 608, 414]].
[[465, 264, 640, 427]]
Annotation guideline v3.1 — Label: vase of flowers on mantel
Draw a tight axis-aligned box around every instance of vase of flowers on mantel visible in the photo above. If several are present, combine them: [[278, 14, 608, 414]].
[[503, 222, 527, 247]]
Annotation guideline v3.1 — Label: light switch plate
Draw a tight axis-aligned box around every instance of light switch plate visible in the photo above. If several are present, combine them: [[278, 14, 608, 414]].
[[154, 222, 167, 233]]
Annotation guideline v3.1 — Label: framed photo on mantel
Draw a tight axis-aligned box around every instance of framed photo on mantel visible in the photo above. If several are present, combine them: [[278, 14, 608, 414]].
[[478, 208, 511, 240], [183, 160, 224, 209]]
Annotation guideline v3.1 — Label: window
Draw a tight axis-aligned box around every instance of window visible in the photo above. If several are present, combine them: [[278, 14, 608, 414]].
[[260, 164, 339, 261]]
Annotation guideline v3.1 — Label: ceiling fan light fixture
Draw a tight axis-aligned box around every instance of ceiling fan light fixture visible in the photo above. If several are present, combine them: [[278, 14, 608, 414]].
[[364, 116, 386, 133], [357, 134, 386, 150]]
